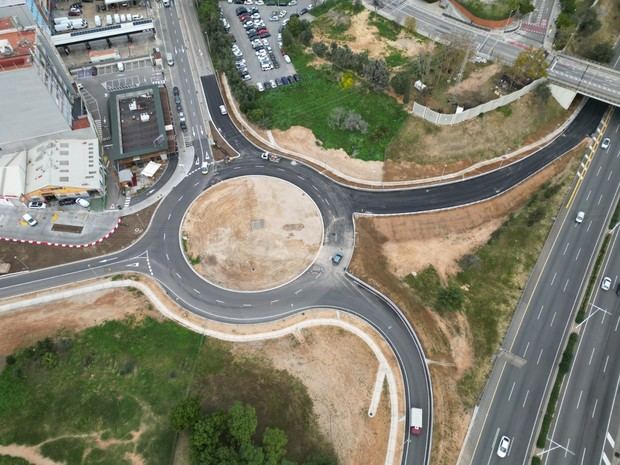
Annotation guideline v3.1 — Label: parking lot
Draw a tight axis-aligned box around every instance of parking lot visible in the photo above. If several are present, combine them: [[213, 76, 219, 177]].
[[219, 1, 303, 89]]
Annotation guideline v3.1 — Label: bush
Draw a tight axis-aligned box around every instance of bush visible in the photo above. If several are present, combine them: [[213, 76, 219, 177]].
[[435, 285, 464, 313], [585, 42, 614, 64]]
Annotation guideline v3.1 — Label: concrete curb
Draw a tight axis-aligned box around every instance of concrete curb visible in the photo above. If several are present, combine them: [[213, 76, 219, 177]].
[[0, 278, 403, 465], [0, 218, 122, 248]]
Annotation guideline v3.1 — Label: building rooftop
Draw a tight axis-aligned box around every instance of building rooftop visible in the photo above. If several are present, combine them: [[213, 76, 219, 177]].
[[0, 18, 35, 70], [107, 85, 167, 161], [0, 149, 26, 198]]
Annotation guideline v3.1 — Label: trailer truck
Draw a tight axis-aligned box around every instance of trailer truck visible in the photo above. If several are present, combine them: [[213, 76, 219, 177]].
[[409, 408, 423, 436]]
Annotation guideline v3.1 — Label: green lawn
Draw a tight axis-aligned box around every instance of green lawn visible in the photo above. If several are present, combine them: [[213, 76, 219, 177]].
[[258, 50, 407, 161], [0, 317, 335, 465]]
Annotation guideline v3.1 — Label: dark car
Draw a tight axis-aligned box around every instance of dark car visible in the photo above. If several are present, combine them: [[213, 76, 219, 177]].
[[258, 31, 271, 38], [235, 6, 247, 14], [616, 282, 620, 296], [279, 77, 288, 86], [331, 253, 343, 265], [285, 75, 293, 84], [174, 94, 181, 105], [180, 120, 187, 130], [292, 73, 299, 82], [173, 86, 180, 96], [58, 198, 77, 206], [176, 102, 182, 112]]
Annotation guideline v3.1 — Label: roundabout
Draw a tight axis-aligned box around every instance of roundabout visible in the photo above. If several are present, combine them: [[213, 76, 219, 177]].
[[182, 176, 324, 292]]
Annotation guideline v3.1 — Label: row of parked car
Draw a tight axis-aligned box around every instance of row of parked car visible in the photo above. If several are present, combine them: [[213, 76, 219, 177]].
[[233, 6, 280, 77], [255, 73, 300, 91], [172, 86, 187, 131]]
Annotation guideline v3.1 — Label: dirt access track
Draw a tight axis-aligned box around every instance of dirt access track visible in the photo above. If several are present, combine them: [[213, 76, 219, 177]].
[[0, 279, 403, 465], [183, 176, 324, 291]]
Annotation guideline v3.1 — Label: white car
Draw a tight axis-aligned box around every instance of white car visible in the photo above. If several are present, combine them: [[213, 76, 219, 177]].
[[283, 54, 291, 63], [260, 151, 270, 160], [219, 105, 228, 115], [251, 12, 261, 19], [496, 436, 510, 458], [279, 9, 287, 17], [76, 198, 90, 208], [602, 137, 611, 150], [255, 0, 264, 4], [269, 79, 277, 88], [602, 277, 612, 291], [289, 0, 297, 4], [576, 211, 585, 224], [22, 213, 37, 227], [257, 82, 265, 91]]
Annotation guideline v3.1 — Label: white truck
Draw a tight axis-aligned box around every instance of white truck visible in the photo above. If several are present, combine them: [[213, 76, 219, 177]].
[[53, 16, 70, 25], [409, 408, 423, 436]]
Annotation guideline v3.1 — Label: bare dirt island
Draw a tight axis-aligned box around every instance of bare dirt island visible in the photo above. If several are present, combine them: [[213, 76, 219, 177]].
[[183, 176, 324, 291]]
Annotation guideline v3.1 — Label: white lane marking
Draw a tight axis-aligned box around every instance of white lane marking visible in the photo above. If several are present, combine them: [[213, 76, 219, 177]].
[[551, 272, 557, 286], [586, 189, 592, 201], [563, 242, 570, 255], [163, 232, 166, 241], [597, 166, 602, 176], [604, 355, 610, 373], [576, 390, 583, 409], [165, 253, 170, 261], [592, 398, 598, 418], [587, 220, 593, 232], [178, 195, 184, 201], [486, 428, 501, 465], [565, 438, 571, 458], [508, 381, 516, 401], [168, 213, 172, 220], [615, 316, 620, 332], [588, 347, 596, 366], [523, 341, 530, 357], [175, 272, 182, 279], [297, 175, 305, 181], [216, 299, 224, 304], [242, 303, 252, 308], [294, 288, 302, 295], [579, 448, 586, 465], [193, 288, 201, 294], [608, 171, 613, 181], [575, 248, 581, 261], [537, 349, 544, 365], [550, 312, 557, 327], [537, 305, 544, 320], [522, 389, 530, 408], [602, 452, 611, 465], [270, 299, 279, 304], [563, 279, 569, 293], [607, 431, 615, 448]]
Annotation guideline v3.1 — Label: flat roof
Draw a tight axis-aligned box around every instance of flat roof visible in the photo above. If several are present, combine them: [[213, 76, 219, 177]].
[[108, 84, 167, 161]]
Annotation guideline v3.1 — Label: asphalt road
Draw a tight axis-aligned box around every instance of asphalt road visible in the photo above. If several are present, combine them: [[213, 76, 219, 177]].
[[460, 113, 620, 465]]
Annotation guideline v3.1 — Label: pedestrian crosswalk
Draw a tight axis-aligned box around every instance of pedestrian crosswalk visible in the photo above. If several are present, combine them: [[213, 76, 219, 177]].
[[183, 133, 192, 148], [521, 20, 547, 35], [123, 193, 131, 209]]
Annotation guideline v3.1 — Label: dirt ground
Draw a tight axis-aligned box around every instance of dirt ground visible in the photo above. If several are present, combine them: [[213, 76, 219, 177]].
[[0, 203, 157, 274], [271, 126, 385, 182], [232, 327, 390, 465], [447, 63, 501, 98], [0, 287, 393, 465], [183, 176, 323, 291], [349, 147, 581, 465]]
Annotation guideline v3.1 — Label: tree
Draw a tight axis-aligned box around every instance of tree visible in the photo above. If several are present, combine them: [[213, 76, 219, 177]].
[[227, 401, 258, 446], [263, 427, 288, 465], [585, 42, 614, 63], [508, 47, 548, 85], [534, 83, 551, 102], [517, 0, 535, 15], [576, 6, 601, 36], [435, 285, 464, 313], [404, 16, 416, 35], [312, 42, 328, 58]]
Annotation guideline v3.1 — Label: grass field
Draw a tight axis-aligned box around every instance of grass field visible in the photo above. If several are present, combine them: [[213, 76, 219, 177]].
[[455, 0, 515, 20], [0, 318, 334, 465], [257, 49, 407, 161]]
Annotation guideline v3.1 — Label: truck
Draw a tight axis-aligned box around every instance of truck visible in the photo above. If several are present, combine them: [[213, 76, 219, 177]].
[[55, 22, 73, 32], [53, 16, 70, 25], [409, 408, 423, 436], [69, 19, 88, 29]]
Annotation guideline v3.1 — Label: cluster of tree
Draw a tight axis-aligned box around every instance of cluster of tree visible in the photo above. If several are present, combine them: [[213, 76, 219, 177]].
[[553, 0, 612, 62], [505, 47, 548, 86], [389, 44, 465, 102], [197, 0, 269, 125], [282, 16, 313, 49], [311, 41, 389, 90], [327, 107, 368, 133], [171, 398, 336, 465]]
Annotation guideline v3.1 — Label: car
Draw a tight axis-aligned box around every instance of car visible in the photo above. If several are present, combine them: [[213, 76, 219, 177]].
[[251, 12, 260, 19], [279, 9, 287, 17], [616, 282, 620, 296], [602, 277, 612, 291], [242, 73, 252, 80], [283, 54, 291, 63], [201, 161, 209, 175], [255, 0, 264, 4], [270, 14, 279, 21], [132, 14, 144, 20], [58, 198, 76, 206], [300, 7, 308, 14], [28, 200, 46, 209], [258, 31, 271, 38], [269, 79, 277, 88], [496, 435, 510, 458], [261, 151, 269, 160], [176, 102, 183, 112], [292, 73, 299, 82], [602, 138, 611, 150], [576, 211, 585, 224], [219, 105, 228, 115], [22, 213, 37, 227], [173, 86, 180, 96], [257, 82, 265, 91], [306, 3, 312, 9], [289, 0, 296, 4], [236, 6, 248, 14], [279, 76, 288, 85], [76, 197, 90, 208], [331, 253, 343, 265]]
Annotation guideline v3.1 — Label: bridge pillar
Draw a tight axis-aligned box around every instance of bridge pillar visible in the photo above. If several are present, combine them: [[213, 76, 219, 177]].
[[550, 83, 578, 109]]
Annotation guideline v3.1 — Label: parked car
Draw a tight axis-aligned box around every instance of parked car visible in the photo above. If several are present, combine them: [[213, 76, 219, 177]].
[[173, 86, 180, 96], [331, 253, 343, 265], [76, 198, 90, 208], [22, 213, 37, 227], [257, 82, 265, 91], [58, 198, 76, 206], [27, 200, 46, 209], [602, 276, 612, 291], [602, 137, 611, 150]]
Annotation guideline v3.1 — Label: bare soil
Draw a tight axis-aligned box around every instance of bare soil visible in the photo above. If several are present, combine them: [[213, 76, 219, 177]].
[[349, 149, 580, 465], [183, 176, 323, 291], [232, 327, 391, 465], [447, 63, 502, 98], [0, 203, 157, 274]]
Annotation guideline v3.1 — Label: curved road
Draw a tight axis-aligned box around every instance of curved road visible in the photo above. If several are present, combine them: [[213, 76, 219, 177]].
[[0, 73, 606, 465]]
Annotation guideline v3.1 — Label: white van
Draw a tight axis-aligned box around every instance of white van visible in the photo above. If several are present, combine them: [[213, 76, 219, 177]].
[[106, 14, 113, 25], [114, 13, 121, 23], [166, 52, 174, 66], [94, 15, 102, 27], [55, 22, 73, 32], [120, 13, 126, 22], [117, 62, 125, 72], [53, 16, 70, 25]]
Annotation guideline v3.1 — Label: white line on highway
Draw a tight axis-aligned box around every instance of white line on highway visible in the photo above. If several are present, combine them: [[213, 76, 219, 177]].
[[312, 185, 319, 192], [588, 347, 596, 366], [276, 168, 285, 172], [233, 166, 241, 170], [487, 428, 501, 465], [193, 288, 200, 294], [608, 171, 613, 181], [178, 195, 184, 202], [597, 166, 603, 176], [536, 349, 544, 365], [242, 304, 252, 307], [175, 272, 182, 279], [577, 390, 583, 409], [297, 175, 305, 181], [508, 381, 516, 401], [565, 438, 571, 457], [575, 248, 581, 261], [607, 432, 615, 448], [216, 299, 224, 304], [551, 311, 557, 327], [592, 398, 598, 418], [194, 181, 199, 187], [563, 242, 570, 255], [551, 272, 557, 286], [270, 299, 279, 304], [294, 288, 302, 295], [579, 448, 587, 465], [523, 341, 530, 357], [563, 279, 570, 293], [615, 316, 620, 332], [586, 189, 592, 201], [537, 305, 544, 320], [255, 165, 264, 168], [168, 213, 172, 220], [522, 389, 530, 408], [165, 253, 170, 261], [587, 220, 593, 232], [598, 194, 604, 206], [604, 355, 610, 373]]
